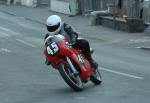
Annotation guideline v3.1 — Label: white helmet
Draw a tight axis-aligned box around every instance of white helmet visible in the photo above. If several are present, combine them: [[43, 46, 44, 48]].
[[46, 15, 62, 35]]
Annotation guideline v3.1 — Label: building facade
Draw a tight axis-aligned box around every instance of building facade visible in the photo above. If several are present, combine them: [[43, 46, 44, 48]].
[[2, 0, 149, 23], [81, 0, 150, 23]]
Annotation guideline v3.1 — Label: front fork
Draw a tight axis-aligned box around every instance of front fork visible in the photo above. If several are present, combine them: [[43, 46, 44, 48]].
[[66, 56, 79, 76]]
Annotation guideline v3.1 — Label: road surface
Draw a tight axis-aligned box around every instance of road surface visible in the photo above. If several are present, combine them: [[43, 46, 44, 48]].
[[0, 11, 150, 103]]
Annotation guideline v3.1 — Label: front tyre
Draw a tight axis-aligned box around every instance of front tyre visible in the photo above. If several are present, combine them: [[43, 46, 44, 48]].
[[90, 68, 102, 85], [58, 62, 83, 91]]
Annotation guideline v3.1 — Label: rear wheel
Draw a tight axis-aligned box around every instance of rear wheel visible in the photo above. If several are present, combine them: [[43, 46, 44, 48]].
[[58, 62, 83, 91], [90, 68, 102, 85]]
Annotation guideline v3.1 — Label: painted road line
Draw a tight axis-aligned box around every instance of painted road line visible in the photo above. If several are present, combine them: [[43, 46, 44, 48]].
[[101, 67, 143, 80], [0, 31, 10, 37], [16, 39, 36, 48], [0, 26, 19, 35], [0, 48, 11, 53], [136, 46, 150, 50], [17, 22, 39, 30]]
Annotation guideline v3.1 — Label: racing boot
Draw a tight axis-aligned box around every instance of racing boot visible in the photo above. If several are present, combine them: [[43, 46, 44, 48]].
[[85, 52, 98, 70], [89, 58, 98, 70]]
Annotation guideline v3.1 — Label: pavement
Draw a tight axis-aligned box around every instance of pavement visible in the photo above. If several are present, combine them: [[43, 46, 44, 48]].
[[0, 4, 150, 50]]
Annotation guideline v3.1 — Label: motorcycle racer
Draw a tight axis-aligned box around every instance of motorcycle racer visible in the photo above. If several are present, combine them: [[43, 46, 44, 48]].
[[44, 15, 98, 70]]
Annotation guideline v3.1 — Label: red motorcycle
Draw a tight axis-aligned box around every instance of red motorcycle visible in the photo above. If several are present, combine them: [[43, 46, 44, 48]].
[[44, 34, 102, 91]]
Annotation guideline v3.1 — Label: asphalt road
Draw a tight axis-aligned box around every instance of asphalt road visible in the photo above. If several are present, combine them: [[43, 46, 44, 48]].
[[0, 11, 150, 103]]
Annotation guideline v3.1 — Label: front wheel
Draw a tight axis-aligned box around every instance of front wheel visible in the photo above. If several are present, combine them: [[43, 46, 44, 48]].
[[58, 62, 83, 91], [90, 68, 102, 85]]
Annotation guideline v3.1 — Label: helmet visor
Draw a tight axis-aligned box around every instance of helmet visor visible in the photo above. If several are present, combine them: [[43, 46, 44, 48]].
[[47, 23, 60, 32]]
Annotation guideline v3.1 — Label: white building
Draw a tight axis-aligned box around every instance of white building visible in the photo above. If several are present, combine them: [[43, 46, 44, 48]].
[[50, 0, 78, 15], [6, 0, 49, 7]]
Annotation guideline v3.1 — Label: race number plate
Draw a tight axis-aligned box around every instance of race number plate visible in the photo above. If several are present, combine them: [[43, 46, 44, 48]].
[[47, 42, 59, 55]]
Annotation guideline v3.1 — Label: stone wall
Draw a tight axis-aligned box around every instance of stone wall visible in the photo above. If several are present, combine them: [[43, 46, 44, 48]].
[[98, 16, 144, 32]]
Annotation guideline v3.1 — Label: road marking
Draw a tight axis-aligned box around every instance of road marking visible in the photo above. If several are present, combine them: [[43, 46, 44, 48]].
[[0, 48, 11, 53], [75, 97, 86, 100], [16, 39, 36, 48], [101, 67, 143, 80], [0, 26, 10, 31], [136, 46, 150, 50], [17, 23, 39, 30], [0, 26, 19, 35], [0, 31, 10, 37], [129, 37, 150, 43]]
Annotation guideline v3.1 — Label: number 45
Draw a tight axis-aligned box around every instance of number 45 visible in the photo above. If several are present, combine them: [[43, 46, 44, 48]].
[[47, 42, 59, 55]]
